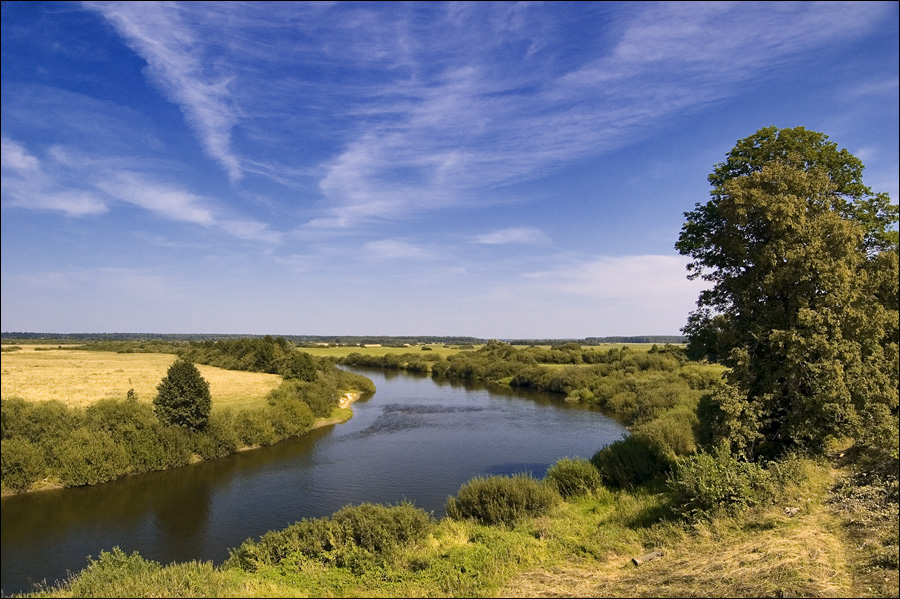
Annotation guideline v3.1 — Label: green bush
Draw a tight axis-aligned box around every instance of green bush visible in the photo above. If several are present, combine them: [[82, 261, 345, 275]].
[[226, 502, 432, 572], [545, 457, 603, 498], [331, 502, 433, 553], [193, 410, 240, 460], [53, 428, 131, 486], [1, 398, 79, 445], [1, 437, 46, 491], [668, 445, 774, 520], [445, 474, 559, 526], [234, 409, 277, 447], [590, 435, 671, 488], [632, 404, 699, 459]]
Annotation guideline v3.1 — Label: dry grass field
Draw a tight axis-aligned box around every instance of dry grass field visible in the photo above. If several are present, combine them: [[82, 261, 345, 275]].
[[1, 345, 281, 411]]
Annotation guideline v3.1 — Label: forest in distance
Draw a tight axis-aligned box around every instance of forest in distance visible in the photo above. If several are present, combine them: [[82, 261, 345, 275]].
[[1, 126, 897, 597]]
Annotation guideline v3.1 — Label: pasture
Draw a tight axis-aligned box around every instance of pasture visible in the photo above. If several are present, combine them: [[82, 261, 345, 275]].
[[0, 345, 281, 411]]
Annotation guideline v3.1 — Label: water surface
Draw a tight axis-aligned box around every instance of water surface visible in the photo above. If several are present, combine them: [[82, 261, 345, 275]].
[[1, 368, 626, 595]]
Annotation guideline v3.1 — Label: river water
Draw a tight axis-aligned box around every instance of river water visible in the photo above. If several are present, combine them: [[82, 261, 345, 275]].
[[1, 367, 626, 595]]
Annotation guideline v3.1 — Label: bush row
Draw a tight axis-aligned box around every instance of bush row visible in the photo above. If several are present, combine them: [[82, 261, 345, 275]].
[[0, 374, 372, 493]]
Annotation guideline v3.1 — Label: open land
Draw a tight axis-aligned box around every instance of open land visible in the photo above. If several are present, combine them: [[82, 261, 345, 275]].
[[0, 345, 281, 411]]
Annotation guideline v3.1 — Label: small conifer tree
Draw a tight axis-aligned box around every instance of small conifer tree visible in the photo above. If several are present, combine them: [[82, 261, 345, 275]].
[[153, 358, 212, 431]]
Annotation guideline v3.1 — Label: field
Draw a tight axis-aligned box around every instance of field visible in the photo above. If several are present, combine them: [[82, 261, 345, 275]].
[[0, 345, 281, 411]]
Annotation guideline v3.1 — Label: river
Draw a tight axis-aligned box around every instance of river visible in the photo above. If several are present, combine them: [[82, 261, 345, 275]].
[[1, 367, 626, 595]]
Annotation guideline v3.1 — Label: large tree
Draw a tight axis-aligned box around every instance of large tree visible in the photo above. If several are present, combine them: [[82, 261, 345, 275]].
[[676, 126, 898, 458], [153, 358, 212, 432]]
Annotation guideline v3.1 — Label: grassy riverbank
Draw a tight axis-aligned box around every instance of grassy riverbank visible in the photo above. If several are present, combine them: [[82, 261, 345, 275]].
[[20, 450, 898, 598]]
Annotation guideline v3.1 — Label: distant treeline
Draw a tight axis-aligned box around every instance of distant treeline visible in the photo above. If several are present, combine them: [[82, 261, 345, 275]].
[[2, 332, 685, 346]]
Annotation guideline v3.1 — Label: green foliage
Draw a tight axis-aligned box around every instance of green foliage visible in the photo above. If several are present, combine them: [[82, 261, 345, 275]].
[[677, 126, 899, 458], [1, 437, 45, 491], [65, 547, 162, 596], [445, 474, 559, 526], [278, 350, 317, 381], [226, 502, 433, 572], [668, 446, 777, 520], [544, 457, 602, 498], [53, 428, 131, 486], [590, 436, 671, 488], [153, 358, 212, 432]]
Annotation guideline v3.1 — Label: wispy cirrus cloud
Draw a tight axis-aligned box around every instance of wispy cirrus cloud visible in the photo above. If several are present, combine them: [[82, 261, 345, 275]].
[[75, 1, 891, 233], [83, 1, 243, 181], [1, 136, 280, 243]]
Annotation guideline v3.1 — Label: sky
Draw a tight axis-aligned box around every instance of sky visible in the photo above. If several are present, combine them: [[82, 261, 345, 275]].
[[1, 1, 898, 339]]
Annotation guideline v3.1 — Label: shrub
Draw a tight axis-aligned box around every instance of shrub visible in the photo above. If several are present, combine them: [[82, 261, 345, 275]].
[[193, 410, 240, 460], [632, 404, 699, 459], [590, 435, 671, 488], [330, 502, 433, 553], [234, 409, 277, 447], [545, 457, 603, 498], [225, 502, 432, 571], [445, 474, 559, 526], [1, 437, 46, 491], [668, 445, 773, 520], [267, 397, 315, 438], [53, 428, 131, 486]]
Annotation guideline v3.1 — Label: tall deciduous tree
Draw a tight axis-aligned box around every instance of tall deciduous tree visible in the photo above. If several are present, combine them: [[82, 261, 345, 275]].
[[677, 126, 898, 458], [153, 358, 212, 432]]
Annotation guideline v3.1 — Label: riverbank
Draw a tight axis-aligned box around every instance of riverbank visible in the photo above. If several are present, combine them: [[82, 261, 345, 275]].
[[22, 453, 898, 598], [1, 391, 365, 498]]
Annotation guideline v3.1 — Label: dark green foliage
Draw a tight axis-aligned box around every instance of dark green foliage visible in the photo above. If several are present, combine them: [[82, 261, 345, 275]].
[[278, 350, 318, 381], [192, 410, 241, 460], [53, 428, 131, 486], [445, 474, 559, 526], [226, 502, 433, 571], [544, 457, 603, 498], [266, 379, 338, 418], [677, 126, 899, 458], [1, 438, 45, 491], [590, 436, 671, 488], [154, 358, 212, 432]]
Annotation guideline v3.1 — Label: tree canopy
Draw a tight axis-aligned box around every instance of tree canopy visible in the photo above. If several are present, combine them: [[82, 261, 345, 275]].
[[676, 126, 898, 458], [153, 358, 212, 432]]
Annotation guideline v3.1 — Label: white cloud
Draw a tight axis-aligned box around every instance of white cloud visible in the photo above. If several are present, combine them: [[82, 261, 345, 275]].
[[473, 226, 550, 245], [525, 254, 706, 301], [1, 137, 40, 173], [363, 239, 434, 261]]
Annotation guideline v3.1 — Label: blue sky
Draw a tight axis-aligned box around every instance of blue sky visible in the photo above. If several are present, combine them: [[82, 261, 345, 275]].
[[2, 1, 897, 338]]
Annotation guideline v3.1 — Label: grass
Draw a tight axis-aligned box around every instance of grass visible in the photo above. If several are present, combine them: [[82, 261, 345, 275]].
[[24, 455, 896, 598], [1, 345, 281, 411]]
